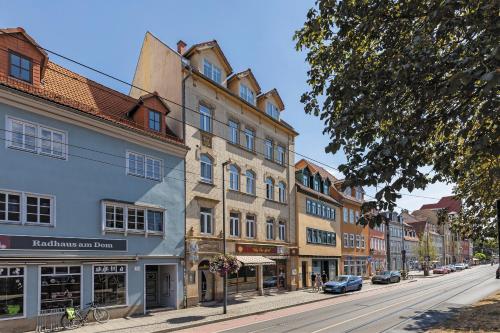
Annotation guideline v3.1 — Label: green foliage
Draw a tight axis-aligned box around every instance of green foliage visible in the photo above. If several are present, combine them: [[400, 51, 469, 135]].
[[473, 252, 487, 261], [295, 0, 500, 240], [417, 232, 438, 262]]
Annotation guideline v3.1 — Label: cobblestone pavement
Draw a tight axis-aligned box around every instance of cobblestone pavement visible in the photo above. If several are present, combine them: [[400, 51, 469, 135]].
[[51, 278, 424, 333]]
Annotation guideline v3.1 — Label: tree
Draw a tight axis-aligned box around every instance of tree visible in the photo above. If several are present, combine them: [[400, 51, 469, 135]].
[[295, 0, 500, 240], [473, 252, 487, 261]]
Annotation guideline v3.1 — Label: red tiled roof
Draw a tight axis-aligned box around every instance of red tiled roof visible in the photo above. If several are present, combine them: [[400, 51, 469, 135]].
[[420, 196, 461, 213], [295, 158, 338, 183], [0, 61, 184, 145]]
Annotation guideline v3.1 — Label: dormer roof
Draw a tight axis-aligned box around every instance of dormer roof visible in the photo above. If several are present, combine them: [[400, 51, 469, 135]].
[[227, 68, 261, 94], [183, 40, 233, 75], [0, 27, 49, 79], [295, 158, 337, 183], [257, 88, 285, 110]]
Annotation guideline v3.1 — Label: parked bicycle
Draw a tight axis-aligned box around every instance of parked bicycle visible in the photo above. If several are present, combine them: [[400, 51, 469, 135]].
[[61, 302, 109, 329]]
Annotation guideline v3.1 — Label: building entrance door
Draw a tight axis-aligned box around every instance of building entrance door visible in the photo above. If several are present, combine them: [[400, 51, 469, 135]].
[[146, 271, 158, 308], [198, 260, 214, 302], [301, 262, 307, 288]]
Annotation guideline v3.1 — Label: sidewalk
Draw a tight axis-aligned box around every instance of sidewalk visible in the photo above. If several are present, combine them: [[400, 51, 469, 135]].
[[58, 279, 419, 333]]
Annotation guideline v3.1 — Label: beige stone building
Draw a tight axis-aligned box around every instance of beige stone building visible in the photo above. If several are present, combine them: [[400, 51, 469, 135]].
[[131, 33, 298, 306]]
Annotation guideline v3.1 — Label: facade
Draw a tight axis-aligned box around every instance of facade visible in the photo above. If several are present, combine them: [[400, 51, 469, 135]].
[[383, 212, 404, 270], [335, 183, 369, 277], [131, 34, 298, 306], [406, 216, 444, 267], [0, 28, 188, 332], [369, 222, 386, 273], [294, 160, 342, 288], [403, 223, 419, 270]]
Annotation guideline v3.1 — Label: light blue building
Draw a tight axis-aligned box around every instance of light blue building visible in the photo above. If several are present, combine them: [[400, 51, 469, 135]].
[[0, 28, 188, 332]]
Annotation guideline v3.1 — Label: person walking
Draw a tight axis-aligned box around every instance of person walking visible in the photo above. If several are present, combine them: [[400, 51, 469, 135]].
[[310, 271, 316, 291], [315, 273, 322, 292], [321, 271, 328, 284]]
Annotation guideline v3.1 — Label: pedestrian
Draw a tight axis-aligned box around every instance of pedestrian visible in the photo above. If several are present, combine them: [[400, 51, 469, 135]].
[[310, 271, 316, 291], [321, 270, 328, 284], [315, 273, 322, 292]]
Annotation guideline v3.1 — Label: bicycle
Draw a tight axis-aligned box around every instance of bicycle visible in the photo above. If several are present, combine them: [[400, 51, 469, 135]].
[[60, 302, 110, 329]]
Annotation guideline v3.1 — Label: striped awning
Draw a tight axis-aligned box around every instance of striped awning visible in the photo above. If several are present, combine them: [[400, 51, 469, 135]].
[[236, 256, 276, 266]]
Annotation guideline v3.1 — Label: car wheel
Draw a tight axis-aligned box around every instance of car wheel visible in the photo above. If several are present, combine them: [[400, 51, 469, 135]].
[[396, 277, 400, 283], [357, 284, 362, 291], [341, 287, 346, 294]]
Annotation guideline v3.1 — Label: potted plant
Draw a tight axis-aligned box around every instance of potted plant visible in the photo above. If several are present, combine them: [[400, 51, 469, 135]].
[[209, 254, 241, 277]]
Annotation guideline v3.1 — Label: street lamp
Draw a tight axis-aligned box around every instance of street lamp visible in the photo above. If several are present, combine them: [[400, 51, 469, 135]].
[[221, 160, 231, 314]]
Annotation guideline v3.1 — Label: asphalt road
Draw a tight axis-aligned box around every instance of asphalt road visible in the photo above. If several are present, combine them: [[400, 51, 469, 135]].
[[181, 265, 499, 333]]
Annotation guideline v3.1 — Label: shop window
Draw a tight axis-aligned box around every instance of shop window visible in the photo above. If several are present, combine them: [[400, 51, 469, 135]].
[[0, 266, 24, 319], [40, 266, 81, 311], [93, 265, 127, 307]]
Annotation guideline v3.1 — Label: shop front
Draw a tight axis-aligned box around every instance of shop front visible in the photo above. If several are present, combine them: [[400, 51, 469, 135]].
[[342, 256, 369, 277]]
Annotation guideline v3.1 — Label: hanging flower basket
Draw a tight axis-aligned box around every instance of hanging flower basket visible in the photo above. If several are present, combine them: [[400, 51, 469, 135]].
[[209, 254, 241, 277]]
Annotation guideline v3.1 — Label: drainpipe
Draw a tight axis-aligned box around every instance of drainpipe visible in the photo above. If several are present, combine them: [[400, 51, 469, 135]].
[[182, 63, 192, 309]]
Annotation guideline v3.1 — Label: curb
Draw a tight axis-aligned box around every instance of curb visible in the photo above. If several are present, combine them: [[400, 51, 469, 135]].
[[150, 279, 418, 333]]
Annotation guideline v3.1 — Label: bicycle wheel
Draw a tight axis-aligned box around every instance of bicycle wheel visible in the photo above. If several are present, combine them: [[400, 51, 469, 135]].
[[93, 307, 110, 323], [61, 313, 83, 329]]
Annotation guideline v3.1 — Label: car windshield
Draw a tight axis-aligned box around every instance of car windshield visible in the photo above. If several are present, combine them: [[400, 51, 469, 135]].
[[335, 276, 349, 282], [380, 271, 391, 275]]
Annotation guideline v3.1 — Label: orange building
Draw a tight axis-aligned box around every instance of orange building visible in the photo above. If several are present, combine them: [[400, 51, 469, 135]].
[[333, 182, 370, 277]]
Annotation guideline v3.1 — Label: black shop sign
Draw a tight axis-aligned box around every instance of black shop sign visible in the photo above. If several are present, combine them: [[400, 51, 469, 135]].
[[0, 234, 127, 251]]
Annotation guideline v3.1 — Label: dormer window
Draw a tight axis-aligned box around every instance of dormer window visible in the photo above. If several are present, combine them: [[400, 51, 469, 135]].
[[344, 187, 352, 196], [313, 176, 320, 192], [203, 59, 222, 84], [148, 110, 161, 132], [302, 174, 309, 187], [323, 183, 329, 195], [240, 84, 255, 105], [266, 102, 280, 120], [9, 52, 32, 83]]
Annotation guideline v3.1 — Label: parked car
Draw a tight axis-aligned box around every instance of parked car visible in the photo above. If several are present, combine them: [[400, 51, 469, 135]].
[[371, 271, 401, 284], [464, 263, 470, 269], [455, 263, 466, 271], [323, 275, 362, 294], [447, 265, 456, 272], [433, 267, 449, 274], [496, 266, 499, 279], [263, 276, 277, 288]]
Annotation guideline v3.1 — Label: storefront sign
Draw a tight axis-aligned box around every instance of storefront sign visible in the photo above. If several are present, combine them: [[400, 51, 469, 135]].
[[0, 235, 127, 251], [236, 244, 277, 254]]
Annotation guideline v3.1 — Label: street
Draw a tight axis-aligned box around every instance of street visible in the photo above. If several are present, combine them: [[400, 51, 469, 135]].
[[176, 265, 499, 333]]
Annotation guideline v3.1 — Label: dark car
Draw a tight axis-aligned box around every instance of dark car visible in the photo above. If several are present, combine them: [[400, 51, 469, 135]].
[[323, 275, 362, 294], [371, 271, 401, 284], [496, 266, 499, 279], [263, 276, 277, 288]]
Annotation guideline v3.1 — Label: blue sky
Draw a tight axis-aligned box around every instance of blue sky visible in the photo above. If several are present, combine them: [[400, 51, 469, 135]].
[[0, 0, 453, 211]]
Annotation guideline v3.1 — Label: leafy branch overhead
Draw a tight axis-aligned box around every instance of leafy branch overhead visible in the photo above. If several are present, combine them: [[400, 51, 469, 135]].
[[294, 0, 499, 239]]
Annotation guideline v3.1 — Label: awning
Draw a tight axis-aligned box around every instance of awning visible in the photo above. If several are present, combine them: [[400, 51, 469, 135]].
[[236, 256, 275, 266]]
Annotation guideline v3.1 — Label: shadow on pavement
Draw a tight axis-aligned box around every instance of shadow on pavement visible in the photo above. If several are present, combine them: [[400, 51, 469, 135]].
[[401, 292, 500, 332], [166, 315, 206, 324]]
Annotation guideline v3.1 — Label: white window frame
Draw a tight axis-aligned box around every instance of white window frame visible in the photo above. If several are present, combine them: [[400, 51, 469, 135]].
[[343, 233, 349, 247], [6, 116, 68, 160], [349, 209, 355, 224], [199, 105, 213, 132], [276, 145, 285, 165], [266, 102, 280, 120], [265, 178, 274, 200], [0, 189, 55, 226], [101, 201, 165, 237], [240, 84, 255, 105], [278, 221, 286, 241], [228, 120, 239, 144], [229, 165, 240, 191], [356, 234, 361, 248], [343, 208, 348, 224], [244, 128, 255, 151], [203, 59, 222, 84], [245, 170, 256, 195], [266, 218, 274, 240], [200, 154, 213, 183], [200, 207, 213, 235], [265, 138, 273, 160], [278, 182, 286, 203], [246, 215, 256, 238], [229, 212, 240, 237], [0, 265, 26, 321], [91, 264, 128, 308], [0, 189, 22, 224], [126, 151, 163, 182], [349, 234, 355, 248]]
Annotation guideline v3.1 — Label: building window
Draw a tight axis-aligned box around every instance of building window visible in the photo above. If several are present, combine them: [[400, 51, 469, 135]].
[[199, 105, 212, 132], [200, 154, 213, 183], [229, 164, 240, 191], [246, 170, 256, 195], [40, 266, 81, 311], [148, 110, 161, 132], [344, 187, 352, 196], [323, 183, 329, 194], [349, 209, 355, 224], [200, 207, 213, 234], [276, 146, 285, 165], [126, 152, 162, 181], [0, 266, 24, 319], [349, 234, 355, 248], [9, 52, 31, 83], [356, 235, 361, 248], [244, 128, 255, 151], [307, 228, 335, 246], [302, 174, 309, 187], [266, 102, 279, 120], [278, 182, 286, 203], [343, 233, 349, 247], [311, 201, 317, 215], [240, 84, 255, 105], [306, 199, 311, 213], [105, 204, 124, 230], [147, 210, 163, 232], [246, 215, 256, 238], [0, 191, 21, 223], [343, 208, 348, 223], [314, 177, 320, 192], [26, 195, 52, 224], [355, 187, 363, 200], [228, 120, 239, 144], [230, 212, 240, 237], [278, 221, 286, 241], [93, 265, 126, 307], [7, 117, 67, 159], [266, 219, 274, 240], [265, 177, 274, 200], [265, 139, 273, 160], [355, 211, 360, 223], [203, 59, 222, 83], [127, 208, 145, 231]]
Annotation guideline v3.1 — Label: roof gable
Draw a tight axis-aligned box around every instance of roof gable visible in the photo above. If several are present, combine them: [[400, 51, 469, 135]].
[[227, 69, 261, 94], [184, 40, 233, 75], [257, 88, 284, 110]]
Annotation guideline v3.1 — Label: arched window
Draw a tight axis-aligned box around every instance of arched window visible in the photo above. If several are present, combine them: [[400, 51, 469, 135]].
[[265, 177, 274, 200], [278, 221, 286, 241], [229, 164, 239, 191], [200, 154, 213, 183], [246, 170, 256, 195], [278, 182, 286, 203]]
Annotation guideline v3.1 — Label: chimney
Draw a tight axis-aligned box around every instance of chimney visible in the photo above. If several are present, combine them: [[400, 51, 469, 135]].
[[177, 40, 187, 54]]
